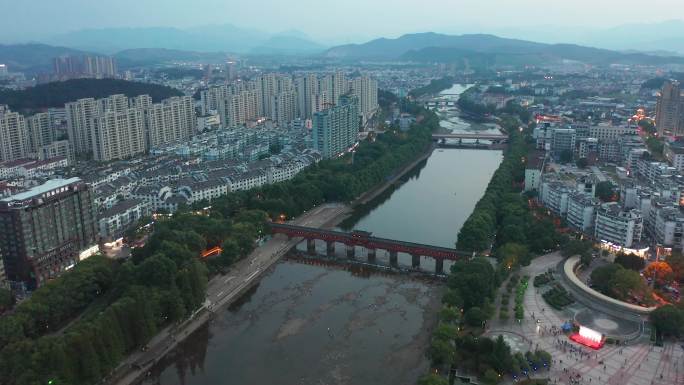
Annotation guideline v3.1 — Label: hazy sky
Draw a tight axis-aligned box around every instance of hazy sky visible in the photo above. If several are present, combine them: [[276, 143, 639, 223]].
[[1, 0, 683, 43]]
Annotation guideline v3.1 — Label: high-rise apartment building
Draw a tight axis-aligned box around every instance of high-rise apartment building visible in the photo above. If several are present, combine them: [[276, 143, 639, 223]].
[[26, 112, 53, 154], [66, 97, 98, 156], [84, 55, 117, 78], [145, 96, 197, 148], [98, 94, 129, 114], [656, 80, 684, 136], [319, 71, 348, 107], [0, 178, 97, 290], [200, 85, 230, 115], [53, 55, 117, 79], [0, 110, 28, 161], [295, 74, 321, 119], [349, 76, 379, 125], [92, 108, 146, 161], [271, 91, 297, 126], [218, 89, 260, 128], [226, 61, 237, 81], [313, 94, 360, 159]]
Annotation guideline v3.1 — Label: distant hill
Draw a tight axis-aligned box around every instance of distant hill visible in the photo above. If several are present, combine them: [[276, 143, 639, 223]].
[[0, 43, 90, 74], [44, 24, 324, 55], [114, 48, 231, 68], [249, 35, 326, 55], [324, 33, 684, 66], [0, 78, 183, 112], [579, 20, 684, 55]]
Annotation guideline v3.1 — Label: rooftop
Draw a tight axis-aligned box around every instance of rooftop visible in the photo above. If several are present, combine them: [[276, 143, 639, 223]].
[[0, 177, 82, 202]]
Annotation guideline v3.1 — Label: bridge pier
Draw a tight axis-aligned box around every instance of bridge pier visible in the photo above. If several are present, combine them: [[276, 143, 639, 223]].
[[389, 250, 398, 268], [346, 244, 355, 259], [307, 238, 316, 255], [326, 241, 335, 257], [367, 248, 376, 263], [411, 254, 421, 269], [435, 259, 444, 275]]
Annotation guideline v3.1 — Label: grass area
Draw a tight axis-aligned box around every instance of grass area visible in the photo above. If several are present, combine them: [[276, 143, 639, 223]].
[[515, 276, 530, 320]]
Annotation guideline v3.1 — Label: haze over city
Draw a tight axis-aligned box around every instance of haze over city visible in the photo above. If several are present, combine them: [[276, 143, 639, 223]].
[[2, 1, 684, 385], [1, 0, 684, 48]]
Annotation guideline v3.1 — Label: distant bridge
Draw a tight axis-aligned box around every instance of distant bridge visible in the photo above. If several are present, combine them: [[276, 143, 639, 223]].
[[432, 133, 508, 141], [424, 100, 457, 107], [269, 222, 472, 274]]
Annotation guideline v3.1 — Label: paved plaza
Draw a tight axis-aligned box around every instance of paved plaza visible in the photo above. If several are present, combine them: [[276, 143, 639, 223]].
[[488, 252, 684, 385]]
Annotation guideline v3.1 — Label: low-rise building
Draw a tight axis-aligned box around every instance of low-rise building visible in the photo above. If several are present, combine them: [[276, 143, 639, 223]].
[[524, 151, 546, 192], [540, 179, 572, 216], [98, 199, 150, 241], [664, 140, 684, 173], [594, 202, 643, 248], [566, 192, 600, 232]]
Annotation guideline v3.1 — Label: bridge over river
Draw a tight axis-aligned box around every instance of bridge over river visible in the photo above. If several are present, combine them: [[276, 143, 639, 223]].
[[432, 132, 508, 141], [269, 222, 473, 274]]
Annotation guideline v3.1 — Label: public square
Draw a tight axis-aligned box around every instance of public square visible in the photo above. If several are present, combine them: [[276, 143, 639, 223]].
[[487, 253, 684, 385]]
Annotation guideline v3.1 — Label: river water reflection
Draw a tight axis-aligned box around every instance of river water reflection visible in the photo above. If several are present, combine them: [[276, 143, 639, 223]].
[[140, 85, 503, 385]]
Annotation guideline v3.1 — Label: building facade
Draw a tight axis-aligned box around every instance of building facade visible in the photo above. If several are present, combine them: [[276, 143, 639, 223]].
[[0, 178, 98, 290], [594, 202, 643, 248], [312, 95, 360, 159], [656, 80, 684, 136]]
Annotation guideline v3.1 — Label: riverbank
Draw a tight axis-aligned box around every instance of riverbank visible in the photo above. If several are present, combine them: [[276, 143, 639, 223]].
[[353, 143, 436, 206], [107, 204, 351, 385]]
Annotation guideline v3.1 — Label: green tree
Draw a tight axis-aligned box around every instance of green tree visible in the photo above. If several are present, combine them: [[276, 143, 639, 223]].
[[590, 264, 623, 294], [0, 288, 13, 312], [439, 306, 461, 324], [595, 181, 615, 202], [464, 307, 487, 327], [433, 323, 459, 341], [576, 158, 589, 169], [428, 337, 456, 367], [418, 373, 449, 385], [496, 243, 529, 268], [650, 305, 684, 336], [562, 239, 592, 258], [482, 368, 502, 385], [615, 253, 646, 271], [611, 268, 650, 301], [666, 252, 684, 282]]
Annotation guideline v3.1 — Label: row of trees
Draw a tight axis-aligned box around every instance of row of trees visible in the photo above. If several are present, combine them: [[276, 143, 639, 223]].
[[457, 117, 561, 263], [424, 112, 555, 384], [408, 77, 455, 98], [0, 249, 209, 385]]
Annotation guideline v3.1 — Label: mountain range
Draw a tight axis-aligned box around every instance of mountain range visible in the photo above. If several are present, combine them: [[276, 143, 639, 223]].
[[41, 24, 326, 56], [3, 29, 684, 76], [324, 33, 684, 67]]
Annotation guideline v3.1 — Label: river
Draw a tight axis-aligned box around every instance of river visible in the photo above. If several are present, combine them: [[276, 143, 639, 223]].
[[139, 85, 503, 385]]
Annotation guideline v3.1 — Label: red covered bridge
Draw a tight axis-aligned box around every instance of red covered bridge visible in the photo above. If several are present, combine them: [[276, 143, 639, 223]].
[[268, 222, 472, 274]]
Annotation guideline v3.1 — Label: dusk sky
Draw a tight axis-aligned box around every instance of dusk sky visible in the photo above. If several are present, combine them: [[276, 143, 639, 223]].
[[1, 0, 682, 43]]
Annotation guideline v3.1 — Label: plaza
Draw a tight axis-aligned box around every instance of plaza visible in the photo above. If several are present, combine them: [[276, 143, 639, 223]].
[[488, 252, 684, 385]]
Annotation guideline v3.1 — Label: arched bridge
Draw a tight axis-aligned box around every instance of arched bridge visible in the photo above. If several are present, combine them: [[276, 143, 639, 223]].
[[432, 133, 508, 141], [269, 222, 472, 274]]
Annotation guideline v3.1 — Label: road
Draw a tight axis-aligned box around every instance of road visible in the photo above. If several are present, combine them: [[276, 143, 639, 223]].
[[105, 203, 350, 385]]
